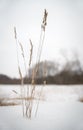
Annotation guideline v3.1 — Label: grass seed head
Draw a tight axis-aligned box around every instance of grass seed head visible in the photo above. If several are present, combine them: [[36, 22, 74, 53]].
[[41, 9, 48, 31]]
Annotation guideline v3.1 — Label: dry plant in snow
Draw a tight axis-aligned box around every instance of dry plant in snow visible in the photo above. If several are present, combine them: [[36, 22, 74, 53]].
[[14, 9, 48, 119]]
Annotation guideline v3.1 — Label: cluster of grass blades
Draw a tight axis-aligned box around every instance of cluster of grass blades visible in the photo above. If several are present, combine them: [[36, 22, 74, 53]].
[[14, 9, 48, 119]]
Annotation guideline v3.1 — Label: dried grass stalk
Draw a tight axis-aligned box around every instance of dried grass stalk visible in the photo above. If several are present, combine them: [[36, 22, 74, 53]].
[[14, 27, 25, 116], [14, 27, 17, 39], [34, 10, 48, 117], [19, 41, 25, 58], [29, 39, 33, 66]]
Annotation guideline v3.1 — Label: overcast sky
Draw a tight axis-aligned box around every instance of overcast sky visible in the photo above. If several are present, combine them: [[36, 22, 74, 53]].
[[0, 0, 83, 78]]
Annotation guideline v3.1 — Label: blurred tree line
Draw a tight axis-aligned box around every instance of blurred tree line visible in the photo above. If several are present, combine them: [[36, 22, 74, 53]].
[[24, 57, 83, 84], [0, 56, 83, 84]]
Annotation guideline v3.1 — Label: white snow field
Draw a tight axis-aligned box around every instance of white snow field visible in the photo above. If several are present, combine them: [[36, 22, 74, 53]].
[[0, 85, 83, 130]]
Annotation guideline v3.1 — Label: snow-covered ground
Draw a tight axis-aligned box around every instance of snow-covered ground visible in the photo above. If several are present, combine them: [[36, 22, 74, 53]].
[[0, 85, 83, 130]]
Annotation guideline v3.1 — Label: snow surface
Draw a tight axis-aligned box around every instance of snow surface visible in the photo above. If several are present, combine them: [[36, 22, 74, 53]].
[[0, 85, 83, 130]]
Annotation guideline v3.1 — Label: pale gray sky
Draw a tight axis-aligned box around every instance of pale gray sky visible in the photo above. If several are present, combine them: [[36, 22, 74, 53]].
[[0, 0, 83, 77]]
